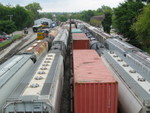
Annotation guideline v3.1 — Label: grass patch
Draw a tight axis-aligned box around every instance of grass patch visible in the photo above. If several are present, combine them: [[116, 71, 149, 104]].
[[144, 48, 150, 54], [13, 34, 23, 40], [0, 40, 12, 48], [0, 34, 23, 48]]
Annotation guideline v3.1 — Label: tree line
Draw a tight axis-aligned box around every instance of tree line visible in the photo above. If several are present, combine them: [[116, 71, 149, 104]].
[[0, 2, 42, 34], [0, 1, 150, 52], [68, 0, 150, 53]]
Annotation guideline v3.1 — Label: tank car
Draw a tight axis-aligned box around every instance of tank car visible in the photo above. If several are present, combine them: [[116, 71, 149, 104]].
[[53, 29, 68, 48], [3, 52, 64, 113], [83, 23, 112, 42], [50, 43, 66, 59], [48, 27, 62, 39], [51, 29, 69, 58], [0, 54, 35, 112]]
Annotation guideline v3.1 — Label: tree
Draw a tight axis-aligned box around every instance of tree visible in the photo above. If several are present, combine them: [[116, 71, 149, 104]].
[[25, 2, 42, 19], [57, 14, 68, 22], [127, 0, 150, 3], [81, 10, 94, 22], [102, 12, 112, 34], [96, 6, 113, 33], [0, 5, 12, 20], [132, 4, 150, 47], [71, 13, 82, 20], [39, 12, 53, 19], [90, 18, 102, 26], [26, 10, 34, 27], [113, 1, 144, 42], [0, 20, 16, 34], [0, 4, 34, 32], [101, 5, 112, 13], [11, 5, 30, 29]]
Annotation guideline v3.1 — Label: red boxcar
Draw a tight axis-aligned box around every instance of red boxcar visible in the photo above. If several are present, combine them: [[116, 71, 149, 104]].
[[73, 50, 118, 113], [72, 33, 89, 49]]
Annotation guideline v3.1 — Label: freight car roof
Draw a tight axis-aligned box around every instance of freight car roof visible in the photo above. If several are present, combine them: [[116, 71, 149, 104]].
[[71, 29, 82, 33], [72, 33, 89, 40], [108, 39, 140, 52], [18, 40, 43, 53], [104, 50, 150, 106], [129, 51, 150, 69], [7, 52, 63, 101], [0, 55, 33, 88], [73, 50, 116, 83], [53, 29, 68, 47]]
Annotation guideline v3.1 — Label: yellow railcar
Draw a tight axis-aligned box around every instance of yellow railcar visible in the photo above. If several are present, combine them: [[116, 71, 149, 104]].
[[37, 31, 45, 40]]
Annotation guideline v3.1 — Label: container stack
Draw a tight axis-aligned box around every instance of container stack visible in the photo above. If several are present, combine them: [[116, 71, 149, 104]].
[[73, 50, 118, 113]]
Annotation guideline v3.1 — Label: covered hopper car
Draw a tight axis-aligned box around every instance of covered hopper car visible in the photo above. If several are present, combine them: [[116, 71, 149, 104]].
[[3, 52, 64, 113]]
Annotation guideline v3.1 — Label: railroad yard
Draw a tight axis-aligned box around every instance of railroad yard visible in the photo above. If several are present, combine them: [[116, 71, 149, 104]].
[[0, 20, 150, 113], [0, 28, 37, 64]]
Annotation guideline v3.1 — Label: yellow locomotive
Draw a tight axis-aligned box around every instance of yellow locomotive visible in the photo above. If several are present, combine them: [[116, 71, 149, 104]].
[[36, 29, 49, 40]]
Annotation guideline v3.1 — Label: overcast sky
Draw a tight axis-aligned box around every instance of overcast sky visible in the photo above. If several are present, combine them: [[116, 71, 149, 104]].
[[0, 0, 126, 12]]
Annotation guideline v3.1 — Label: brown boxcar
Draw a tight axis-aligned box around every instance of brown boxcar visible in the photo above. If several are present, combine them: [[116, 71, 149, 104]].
[[73, 50, 118, 113], [72, 33, 89, 49]]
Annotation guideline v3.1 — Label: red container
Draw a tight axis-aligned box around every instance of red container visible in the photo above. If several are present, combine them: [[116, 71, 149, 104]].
[[73, 50, 118, 113], [72, 33, 89, 49]]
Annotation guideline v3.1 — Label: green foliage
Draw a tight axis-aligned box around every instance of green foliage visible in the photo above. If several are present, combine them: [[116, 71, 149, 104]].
[[71, 13, 82, 19], [81, 10, 94, 22], [0, 2, 41, 32], [0, 20, 16, 34], [0, 34, 22, 48], [13, 34, 22, 40], [11, 5, 31, 29], [25, 2, 42, 20], [127, 0, 150, 3], [113, 1, 144, 41], [98, 5, 113, 14], [102, 12, 112, 34], [144, 47, 150, 53], [132, 3, 150, 47], [0, 5, 12, 20], [0, 39, 12, 48], [25, 10, 34, 27], [39, 13, 53, 19], [90, 18, 101, 26], [57, 14, 68, 22]]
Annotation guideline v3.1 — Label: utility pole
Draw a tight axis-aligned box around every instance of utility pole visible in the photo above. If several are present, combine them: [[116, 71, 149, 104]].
[[8, 15, 13, 21]]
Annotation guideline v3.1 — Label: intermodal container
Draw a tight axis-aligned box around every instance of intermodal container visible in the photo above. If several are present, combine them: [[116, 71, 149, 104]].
[[72, 33, 89, 49], [73, 50, 118, 113], [71, 29, 82, 33]]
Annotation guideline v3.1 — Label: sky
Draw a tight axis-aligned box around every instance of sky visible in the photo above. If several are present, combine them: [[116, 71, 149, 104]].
[[0, 0, 126, 12]]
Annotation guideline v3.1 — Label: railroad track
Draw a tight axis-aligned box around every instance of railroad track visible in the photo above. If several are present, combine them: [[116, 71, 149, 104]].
[[0, 38, 36, 64]]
